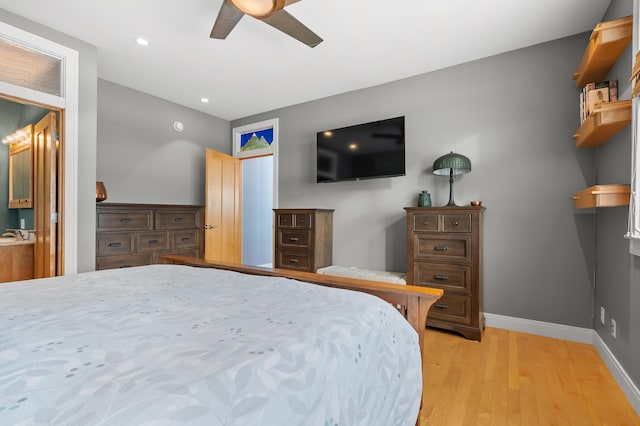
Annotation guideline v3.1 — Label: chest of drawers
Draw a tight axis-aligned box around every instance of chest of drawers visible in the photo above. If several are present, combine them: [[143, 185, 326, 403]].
[[273, 209, 333, 272], [405, 206, 484, 340], [96, 203, 204, 270]]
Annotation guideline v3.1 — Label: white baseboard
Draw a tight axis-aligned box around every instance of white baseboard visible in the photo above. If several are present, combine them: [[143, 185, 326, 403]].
[[484, 313, 594, 344], [485, 312, 640, 417], [592, 332, 640, 416]]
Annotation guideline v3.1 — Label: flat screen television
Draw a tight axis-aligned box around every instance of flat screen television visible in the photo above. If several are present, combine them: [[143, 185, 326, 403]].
[[316, 116, 405, 183]]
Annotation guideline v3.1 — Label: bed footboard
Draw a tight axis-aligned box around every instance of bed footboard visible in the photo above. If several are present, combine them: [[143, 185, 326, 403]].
[[161, 255, 443, 351]]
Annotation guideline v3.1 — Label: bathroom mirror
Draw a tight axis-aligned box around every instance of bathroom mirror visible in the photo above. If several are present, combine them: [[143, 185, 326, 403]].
[[8, 124, 33, 208]]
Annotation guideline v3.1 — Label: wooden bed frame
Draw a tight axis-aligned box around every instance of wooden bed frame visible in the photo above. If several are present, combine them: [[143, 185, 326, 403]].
[[161, 255, 443, 353]]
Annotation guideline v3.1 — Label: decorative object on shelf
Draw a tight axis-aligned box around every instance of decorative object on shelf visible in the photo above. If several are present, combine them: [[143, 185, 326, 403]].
[[418, 190, 432, 207], [631, 51, 640, 98], [433, 152, 472, 207], [579, 80, 617, 123], [96, 181, 108, 202], [470, 201, 482, 206]]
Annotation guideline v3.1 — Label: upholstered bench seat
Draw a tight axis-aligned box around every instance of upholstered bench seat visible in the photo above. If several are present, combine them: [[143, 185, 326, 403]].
[[316, 265, 406, 284]]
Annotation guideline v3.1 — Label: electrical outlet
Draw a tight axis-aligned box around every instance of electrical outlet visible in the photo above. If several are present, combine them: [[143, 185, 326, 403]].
[[611, 319, 617, 339], [600, 306, 605, 325]]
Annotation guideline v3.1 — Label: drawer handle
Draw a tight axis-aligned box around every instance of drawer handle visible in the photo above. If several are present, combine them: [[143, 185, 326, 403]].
[[119, 265, 131, 268], [434, 245, 448, 251], [289, 237, 299, 242], [148, 239, 159, 244], [120, 218, 130, 224], [181, 237, 190, 241], [434, 275, 449, 280], [422, 220, 429, 225], [434, 303, 449, 309], [174, 217, 183, 222], [451, 221, 459, 226], [289, 258, 299, 263], [108, 242, 121, 248]]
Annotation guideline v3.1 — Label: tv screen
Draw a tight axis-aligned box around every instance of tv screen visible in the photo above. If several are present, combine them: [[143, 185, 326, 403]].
[[316, 116, 405, 183]]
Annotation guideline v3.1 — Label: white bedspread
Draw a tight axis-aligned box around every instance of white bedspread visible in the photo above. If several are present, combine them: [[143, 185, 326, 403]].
[[0, 264, 421, 425]]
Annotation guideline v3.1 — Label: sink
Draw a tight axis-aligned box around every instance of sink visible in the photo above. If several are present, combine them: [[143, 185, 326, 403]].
[[0, 237, 34, 246]]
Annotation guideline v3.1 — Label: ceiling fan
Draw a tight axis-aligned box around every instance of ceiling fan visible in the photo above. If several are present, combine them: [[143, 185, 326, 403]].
[[210, 0, 323, 47]]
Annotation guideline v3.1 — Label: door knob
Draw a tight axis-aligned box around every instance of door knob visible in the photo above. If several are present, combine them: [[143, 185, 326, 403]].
[[204, 224, 218, 230]]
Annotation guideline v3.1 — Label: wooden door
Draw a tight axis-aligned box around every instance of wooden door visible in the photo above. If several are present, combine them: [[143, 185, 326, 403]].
[[33, 112, 58, 278], [204, 149, 242, 263]]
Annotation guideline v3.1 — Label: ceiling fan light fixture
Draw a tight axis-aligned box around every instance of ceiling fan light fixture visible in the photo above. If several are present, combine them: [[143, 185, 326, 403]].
[[231, 0, 277, 17]]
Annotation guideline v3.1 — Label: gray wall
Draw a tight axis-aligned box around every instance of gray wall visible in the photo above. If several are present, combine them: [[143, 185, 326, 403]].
[[1, 9, 98, 273], [594, 0, 640, 396], [97, 79, 230, 205], [232, 33, 596, 330]]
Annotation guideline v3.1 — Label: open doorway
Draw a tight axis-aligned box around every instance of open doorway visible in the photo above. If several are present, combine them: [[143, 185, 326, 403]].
[[242, 155, 273, 266], [0, 96, 62, 282]]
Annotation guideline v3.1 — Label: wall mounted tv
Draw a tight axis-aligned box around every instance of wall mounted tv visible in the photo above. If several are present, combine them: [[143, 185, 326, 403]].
[[316, 116, 405, 183]]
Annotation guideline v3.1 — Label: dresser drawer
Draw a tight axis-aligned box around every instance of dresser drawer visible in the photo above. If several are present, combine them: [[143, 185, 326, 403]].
[[171, 229, 199, 249], [412, 213, 439, 232], [96, 253, 152, 270], [96, 232, 133, 257], [97, 210, 152, 231], [428, 293, 472, 324], [414, 234, 471, 263], [155, 209, 200, 230], [442, 214, 471, 233], [136, 231, 168, 253], [278, 229, 311, 248], [277, 252, 310, 271], [413, 262, 471, 294], [294, 213, 312, 229], [277, 213, 294, 228]]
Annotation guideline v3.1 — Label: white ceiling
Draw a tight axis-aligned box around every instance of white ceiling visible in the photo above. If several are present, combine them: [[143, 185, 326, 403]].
[[0, 0, 611, 121]]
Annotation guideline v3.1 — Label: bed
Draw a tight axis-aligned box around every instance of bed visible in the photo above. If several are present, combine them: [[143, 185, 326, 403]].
[[0, 257, 442, 425]]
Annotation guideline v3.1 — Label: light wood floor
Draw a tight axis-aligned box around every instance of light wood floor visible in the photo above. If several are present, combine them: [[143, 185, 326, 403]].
[[419, 327, 640, 425]]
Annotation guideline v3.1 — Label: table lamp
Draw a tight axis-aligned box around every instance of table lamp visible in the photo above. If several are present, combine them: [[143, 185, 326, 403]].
[[433, 151, 472, 206]]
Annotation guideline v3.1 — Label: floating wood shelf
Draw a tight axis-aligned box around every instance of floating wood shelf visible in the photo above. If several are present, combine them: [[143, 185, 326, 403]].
[[573, 100, 631, 148], [573, 15, 632, 88], [573, 184, 630, 209]]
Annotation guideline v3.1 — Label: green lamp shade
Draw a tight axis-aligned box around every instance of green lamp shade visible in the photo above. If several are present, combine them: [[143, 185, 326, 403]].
[[432, 151, 472, 206], [433, 152, 472, 176]]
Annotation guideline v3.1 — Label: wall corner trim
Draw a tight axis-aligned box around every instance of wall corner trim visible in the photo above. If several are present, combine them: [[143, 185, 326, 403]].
[[593, 332, 640, 417], [485, 313, 640, 417]]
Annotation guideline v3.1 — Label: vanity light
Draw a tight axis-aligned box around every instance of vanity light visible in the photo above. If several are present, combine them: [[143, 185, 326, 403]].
[[136, 38, 150, 46], [2, 128, 31, 145]]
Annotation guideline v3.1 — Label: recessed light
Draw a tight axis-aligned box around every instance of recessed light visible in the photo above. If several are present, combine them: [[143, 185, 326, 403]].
[[349, 143, 358, 150], [136, 38, 149, 46], [173, 121, 184, 132], [201, 97, 209, 103]]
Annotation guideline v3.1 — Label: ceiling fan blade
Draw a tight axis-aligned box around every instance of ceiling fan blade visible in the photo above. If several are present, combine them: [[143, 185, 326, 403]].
[[261, 9, 323, 47], [211, 0, 245, 39]]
